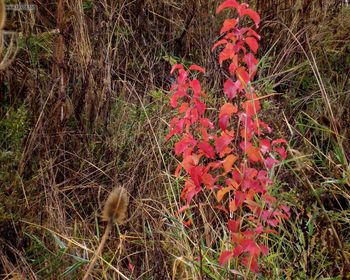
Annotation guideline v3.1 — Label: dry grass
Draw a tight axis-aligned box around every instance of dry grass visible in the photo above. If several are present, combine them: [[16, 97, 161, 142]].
[[0, 0, 349, 279]]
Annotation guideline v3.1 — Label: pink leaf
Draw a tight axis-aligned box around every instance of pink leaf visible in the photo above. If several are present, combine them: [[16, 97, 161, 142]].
[[219, 250, 234, 266], [178, 205, 190, 214], [224, 78, 240, 99], [259, 139, 271, 154], [177, 69, 188, 83], [264, 157, 279, 169], [260, 244, 269, 256], [219, 115, 230, 131], [243, 53, 258, 74]]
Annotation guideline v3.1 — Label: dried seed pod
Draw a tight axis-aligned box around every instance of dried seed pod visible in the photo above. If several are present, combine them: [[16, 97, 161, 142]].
[[102, 186, 129, 225]]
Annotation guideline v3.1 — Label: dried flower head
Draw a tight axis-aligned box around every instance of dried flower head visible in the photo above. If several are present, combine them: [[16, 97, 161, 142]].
[[102, 187, 129, 225]]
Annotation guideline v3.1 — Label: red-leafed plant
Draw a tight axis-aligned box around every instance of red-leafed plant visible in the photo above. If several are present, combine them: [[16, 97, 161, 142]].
[[166, 0, 290, 273]]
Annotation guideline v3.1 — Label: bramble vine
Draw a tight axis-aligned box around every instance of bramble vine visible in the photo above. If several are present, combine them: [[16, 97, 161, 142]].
[[166, 0, 289, 273]]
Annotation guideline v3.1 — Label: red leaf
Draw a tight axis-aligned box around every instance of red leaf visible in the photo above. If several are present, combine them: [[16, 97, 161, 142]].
[[259, 139, 270, 154], [225, 178, 239, 189], [245, 37, 259, 53], [199, 127, 209, 142], [217, 186, 233, 202], [177, 69, 188, 83], [128, 261, 134, 272], [243, 53, 259, 75], [219, 103, 238, 118], [241, 255, 259, 272], [264, 157, 279, 169], [272, 138, 287, 145], [170, 89, 188, 108], [255, 224, 263, 234], [183, 218, 193, 227], [189, 64, 206, 73], [202, 172, 216, 189], [225, 32, 237, 42], [190, 79, 201, 97], [207, 161, 223, 170], [178, 102, 189, 114], [242, 98, 261, 116], [242, 239, 261, 256], [229, 191, 246, 212], [175, 134, 197, 156], [219, 250, 234, 266], [220, 18, 238, 34], [194, 99, 206, 116], [228, 219, 241, 233], [189, 166, 205, 187], [223, 78, 240, 100], [246, 146, 262, 162], [178, 205, 190, 214], [223, 154, 237, 173], [216, 0, 239, 14], [274, 146, 287, 160], [238, 7, 261, 27], [219, 43, 235, 65], [219, 115, 230, 131], [178, 154, 200, 175], [212, 39, 228, 52], [200, 118, 214, 129], [246, 29, 261, 40], [170, 64, 183, 74], [181, 179, 200, 204], [228, 55, 239, 75], [219, 147, 233, 158], [235, 67, 250, 86], [280, 205, 291, 217], [215, 133, 233, 153], [198, 141, 215, 159], [260, 244, 269, 256]]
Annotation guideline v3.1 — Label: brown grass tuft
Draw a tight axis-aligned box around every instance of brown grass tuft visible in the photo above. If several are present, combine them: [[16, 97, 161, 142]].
[[102, 187, 129, 225], [0, 0, 5, 57], [0, 0, 5, 31]]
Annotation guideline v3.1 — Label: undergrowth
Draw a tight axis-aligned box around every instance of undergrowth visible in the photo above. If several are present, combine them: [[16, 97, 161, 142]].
[[0, 0, 349, 279]]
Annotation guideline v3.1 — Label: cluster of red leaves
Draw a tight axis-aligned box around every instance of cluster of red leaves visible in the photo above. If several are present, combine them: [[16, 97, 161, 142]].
[[166, 0, 290, 273]]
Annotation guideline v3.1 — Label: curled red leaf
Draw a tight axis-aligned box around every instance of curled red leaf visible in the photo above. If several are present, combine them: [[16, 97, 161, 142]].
[[216, 0, 239, 14]]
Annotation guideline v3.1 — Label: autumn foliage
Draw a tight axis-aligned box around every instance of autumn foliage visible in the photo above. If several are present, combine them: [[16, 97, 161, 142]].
[[166, 0, 289, 273]]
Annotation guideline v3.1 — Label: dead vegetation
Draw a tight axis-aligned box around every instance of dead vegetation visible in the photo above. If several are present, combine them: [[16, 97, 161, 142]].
[[0, 0, 349, 279]]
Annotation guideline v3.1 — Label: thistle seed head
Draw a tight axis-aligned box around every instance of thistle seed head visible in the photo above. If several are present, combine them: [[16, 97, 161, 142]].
[[102, 187, 129, 225]]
